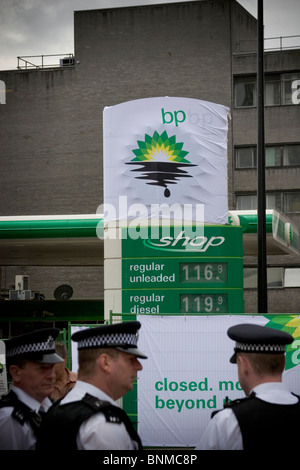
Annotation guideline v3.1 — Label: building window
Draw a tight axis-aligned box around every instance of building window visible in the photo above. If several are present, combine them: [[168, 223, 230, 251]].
[[265, 146, 282, 166], [244, 267, 300, 288], [235, 147, 257, 168], [284, 192, 300, 212], [235, 144, 300, 168], [236, 193, 283, 211], [235, 76, 256, 107], [236, 194, 258, 210], [284, 268, 300, 287], [244, 267, 284, 288], [282, 73, 300, 105], [234, 72, 300, 108], [236, 192, 300, 213], [265, 74, 281, 106], [283, 144, 300, 166]]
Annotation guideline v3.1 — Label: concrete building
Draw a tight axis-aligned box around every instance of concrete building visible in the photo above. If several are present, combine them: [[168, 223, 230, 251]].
[[0, 0, 299, 316]]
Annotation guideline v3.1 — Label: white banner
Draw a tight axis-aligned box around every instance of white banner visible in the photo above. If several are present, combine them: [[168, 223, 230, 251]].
[[137, 315, 300, 447], [103, 97, 229, 224]]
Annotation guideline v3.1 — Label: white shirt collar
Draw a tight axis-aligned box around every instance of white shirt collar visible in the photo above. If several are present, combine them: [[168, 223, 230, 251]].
[[251, 382, 297, 404], [11, 385, 52, 412], [61, 380, 117, 406]]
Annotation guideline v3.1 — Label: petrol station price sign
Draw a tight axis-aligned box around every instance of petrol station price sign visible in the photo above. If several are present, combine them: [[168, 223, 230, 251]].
[[122, 288, 243, 314], [122, 257, 242, 288], [120, 225, 244, 315]]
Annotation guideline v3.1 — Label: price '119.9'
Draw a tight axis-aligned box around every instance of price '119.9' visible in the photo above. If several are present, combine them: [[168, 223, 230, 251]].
[[180, 294, 227, 313]]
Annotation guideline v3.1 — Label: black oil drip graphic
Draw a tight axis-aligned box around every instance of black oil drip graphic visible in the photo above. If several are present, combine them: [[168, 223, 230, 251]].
[[126, 161, 197, 198]]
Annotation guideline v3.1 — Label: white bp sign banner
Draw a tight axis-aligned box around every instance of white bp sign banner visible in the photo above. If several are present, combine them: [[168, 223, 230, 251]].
[[103, 97, 229, 224], [137, 315, 300, 447]]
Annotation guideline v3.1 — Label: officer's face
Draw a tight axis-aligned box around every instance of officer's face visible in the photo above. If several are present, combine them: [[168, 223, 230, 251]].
[[110, 351, 143, 400], [10, 361, 56, 402]]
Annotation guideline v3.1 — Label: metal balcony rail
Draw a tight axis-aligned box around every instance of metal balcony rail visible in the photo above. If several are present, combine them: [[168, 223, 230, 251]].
[[17, 53, 74, 70], [265, 35, 300, 51], [236, 35, 300, 54]]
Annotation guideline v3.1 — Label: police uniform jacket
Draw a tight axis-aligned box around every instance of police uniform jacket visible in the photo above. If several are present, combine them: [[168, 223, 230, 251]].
[[42, 380, 141, 450], [196, 382, 300, 450], [0, 385, 52, 450]]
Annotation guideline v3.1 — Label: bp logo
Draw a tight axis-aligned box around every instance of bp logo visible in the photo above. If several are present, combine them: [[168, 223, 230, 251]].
[[264, 315, 300, 370], [126, 130, 197, 198]]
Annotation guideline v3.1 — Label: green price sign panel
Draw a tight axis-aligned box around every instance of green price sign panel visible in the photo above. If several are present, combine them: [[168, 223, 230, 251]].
[[122, 288, 244, 315], [120, 224, 244, 314], [122, 257, 243, 289]]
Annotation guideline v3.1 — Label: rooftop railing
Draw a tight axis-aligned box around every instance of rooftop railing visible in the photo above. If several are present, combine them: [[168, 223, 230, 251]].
[[17, 35, 300, 69], [265, 35, 300, 51], [236, 35, 300, 54], [17, 53, 74, 70]]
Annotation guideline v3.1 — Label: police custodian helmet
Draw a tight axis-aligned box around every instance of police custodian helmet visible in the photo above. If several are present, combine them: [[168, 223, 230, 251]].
[[71, 321, 147, 359], [227, 323, 294, 363]]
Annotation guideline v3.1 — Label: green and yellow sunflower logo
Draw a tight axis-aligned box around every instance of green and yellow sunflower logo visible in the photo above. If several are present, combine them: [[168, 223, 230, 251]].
[[126, 131, 196, 197]]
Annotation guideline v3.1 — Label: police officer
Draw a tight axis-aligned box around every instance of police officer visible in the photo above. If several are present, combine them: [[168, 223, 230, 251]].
[[0, 328, 64, 450], [37, 321, 147, 450], [196, 323, 300, 450]]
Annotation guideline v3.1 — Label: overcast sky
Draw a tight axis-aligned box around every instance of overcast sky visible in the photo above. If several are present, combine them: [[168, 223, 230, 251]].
[[0, 0, 299, 70]]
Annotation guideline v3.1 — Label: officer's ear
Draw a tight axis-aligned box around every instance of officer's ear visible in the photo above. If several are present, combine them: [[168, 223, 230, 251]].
[[97, 352, 112, 372], [9, 364, 23, 383], [236, 354, 249, 373]]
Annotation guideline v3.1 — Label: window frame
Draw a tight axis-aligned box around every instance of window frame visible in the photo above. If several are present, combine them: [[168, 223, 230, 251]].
[[236, 191, 300, 213], [284, 268, 300, 287], [234, 72, 300, 108], [243, 267, 284, 289], [234, 75, 257, 108], [244, 267, 300, 289], [235, 144, 300, 169]]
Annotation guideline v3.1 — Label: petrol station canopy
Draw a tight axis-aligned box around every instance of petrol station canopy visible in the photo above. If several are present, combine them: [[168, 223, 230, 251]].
[[0, 210, 298, 266]]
